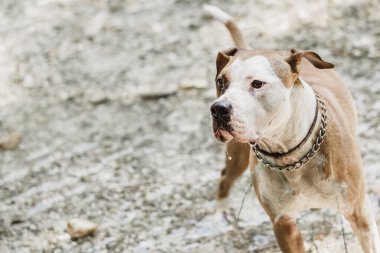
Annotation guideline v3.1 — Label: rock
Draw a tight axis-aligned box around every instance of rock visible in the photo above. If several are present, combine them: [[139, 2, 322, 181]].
[[67, 219, 98, 239], [90, 92, 109, 105], [0, 131, 22, 150], [179, 79, 208, 90], [139, 89, 177, 99]]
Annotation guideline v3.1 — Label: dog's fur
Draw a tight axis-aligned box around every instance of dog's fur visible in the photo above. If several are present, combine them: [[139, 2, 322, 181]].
[[204, 5, 380, 253]]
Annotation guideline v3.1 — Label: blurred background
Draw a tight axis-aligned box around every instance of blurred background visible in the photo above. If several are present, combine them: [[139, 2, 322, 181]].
[[0, 0, 379, 252]]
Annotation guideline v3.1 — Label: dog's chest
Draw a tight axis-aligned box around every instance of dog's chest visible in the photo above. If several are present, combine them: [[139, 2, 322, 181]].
[[253, 153, 350, 216]]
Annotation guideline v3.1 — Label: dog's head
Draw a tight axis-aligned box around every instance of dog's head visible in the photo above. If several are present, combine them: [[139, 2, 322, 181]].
[[210, 48, 333, 144]]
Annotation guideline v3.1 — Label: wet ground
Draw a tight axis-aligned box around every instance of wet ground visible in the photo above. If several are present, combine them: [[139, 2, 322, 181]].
[[0, 0, 380, 252]]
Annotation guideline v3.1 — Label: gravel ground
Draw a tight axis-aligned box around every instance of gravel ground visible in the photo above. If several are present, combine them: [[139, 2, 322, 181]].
[[0, 0, 380, 252]]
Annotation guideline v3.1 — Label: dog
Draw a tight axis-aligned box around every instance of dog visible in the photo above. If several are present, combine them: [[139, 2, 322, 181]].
[[204, 5, 380, 253]]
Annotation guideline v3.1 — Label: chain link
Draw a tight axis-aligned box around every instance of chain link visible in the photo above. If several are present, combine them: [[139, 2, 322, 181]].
[[251, 93, 327, 172]]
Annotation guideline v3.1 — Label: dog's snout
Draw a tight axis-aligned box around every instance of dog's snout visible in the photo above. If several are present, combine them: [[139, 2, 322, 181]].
[[211, 100, 232, 118]]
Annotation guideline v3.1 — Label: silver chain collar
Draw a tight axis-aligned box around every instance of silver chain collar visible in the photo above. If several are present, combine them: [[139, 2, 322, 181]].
[[250, 93, 328, 172]]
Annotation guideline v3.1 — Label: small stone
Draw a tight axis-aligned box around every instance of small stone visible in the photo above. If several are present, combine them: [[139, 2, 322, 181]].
[[67, 219, 98, 239], [139, 89, 177, 99], [0, 132, 22, 150], [179, 79, 208, 90], [90, 93, 109, 105], [56, 233, 71, 243]]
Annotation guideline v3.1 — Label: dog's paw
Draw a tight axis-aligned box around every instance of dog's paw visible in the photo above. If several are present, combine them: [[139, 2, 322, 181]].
[[216, 197, 230, 214]]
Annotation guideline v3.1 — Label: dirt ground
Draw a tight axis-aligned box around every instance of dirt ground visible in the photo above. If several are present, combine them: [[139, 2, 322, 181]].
[[0, 0, 380, 252]]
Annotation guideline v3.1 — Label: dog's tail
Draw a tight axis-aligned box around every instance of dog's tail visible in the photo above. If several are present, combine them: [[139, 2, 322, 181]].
[[203, 5, 248, 49]]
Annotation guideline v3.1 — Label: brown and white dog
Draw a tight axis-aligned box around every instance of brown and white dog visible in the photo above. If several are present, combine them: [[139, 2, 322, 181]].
[[204, 5, 380, 253]]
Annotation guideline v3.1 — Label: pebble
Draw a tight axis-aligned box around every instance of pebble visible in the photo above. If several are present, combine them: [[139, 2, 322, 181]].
[[139, 89, 177, 99], [0, 132, 22, 150], [67, 219, 98, 239], [178, 79, 208, 90], [90, 93, 109, 105]]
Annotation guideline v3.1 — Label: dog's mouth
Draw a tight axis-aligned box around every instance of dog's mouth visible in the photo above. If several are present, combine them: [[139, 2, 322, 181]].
[[212, 118, 234, 143], [213, 129, 259, 145], [213, 128, 234, 142], [212, 120, 259, 145], [211, 114, 260, 144], [212, 122, 258, 145]]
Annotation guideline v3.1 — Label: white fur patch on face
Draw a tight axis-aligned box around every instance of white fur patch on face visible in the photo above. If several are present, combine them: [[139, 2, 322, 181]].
[[217, 56, 290, 143], [230, 56, 277, 84]]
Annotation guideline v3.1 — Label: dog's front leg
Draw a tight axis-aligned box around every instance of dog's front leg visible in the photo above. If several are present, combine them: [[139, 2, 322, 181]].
[[273, 215, 305, 253], [253, 168, 305, 252], [217, 139, 250, 210]]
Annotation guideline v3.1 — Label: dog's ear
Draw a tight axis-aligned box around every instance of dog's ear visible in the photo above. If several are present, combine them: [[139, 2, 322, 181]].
[[286, 49, 334, 73], [216, 47, 240, 78], [303, 51, 334, 69]]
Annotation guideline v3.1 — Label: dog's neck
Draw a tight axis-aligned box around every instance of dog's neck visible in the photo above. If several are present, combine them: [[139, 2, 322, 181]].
[[258, 78, 317, 154]]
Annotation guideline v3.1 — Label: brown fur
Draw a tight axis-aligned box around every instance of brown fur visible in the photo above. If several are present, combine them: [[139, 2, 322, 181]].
[[225, 20, 248, 48], [274, 216, 305, 253]]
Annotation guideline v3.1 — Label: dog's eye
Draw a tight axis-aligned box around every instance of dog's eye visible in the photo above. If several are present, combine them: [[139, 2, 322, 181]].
[[251, 80, 265, 89], [216, 79, 224, 90]]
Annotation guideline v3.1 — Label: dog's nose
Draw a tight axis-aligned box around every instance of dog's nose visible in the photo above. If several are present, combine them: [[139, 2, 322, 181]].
[[211, 100, 232, 118]]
